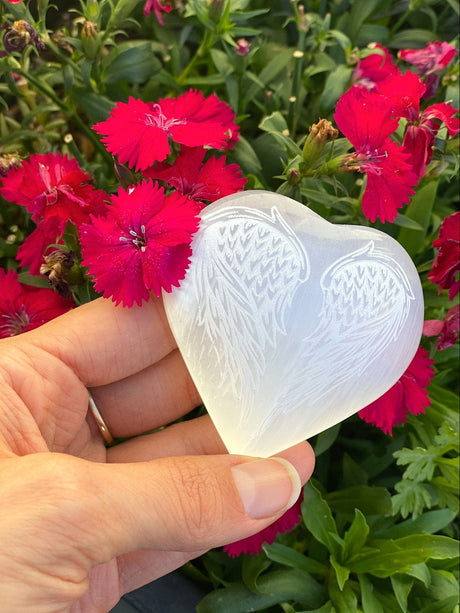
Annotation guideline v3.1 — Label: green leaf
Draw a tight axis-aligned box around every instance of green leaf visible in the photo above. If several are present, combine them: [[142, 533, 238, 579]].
[[73, 91, 115, 124], [103, 43, 161, 84], [329, 572, 357, 613], [343, 0, 381, 43], [392, 214, 424, 230], [390, 29, 437, 49], [259, 111, 289, 134], [197, 568, 327, 612], [301, 481, 340, 557], [418, 596, 460, 613], [313, 424, 341, 456], [243, 48, 294, 102], [330, 556, 350, 590], [17, 271, 50, 288], [358, 574, 385, 613], [210, 49, 234, 77], [231, 136, 262, 176], [391, 574, 414, 612], [392, 480, 433, 519], [263, 543, 328, 576], [375, 508, 457, 539], [428, 569, 460, 602], [343, 510, 369, 561], [319, 65, 353, 112], [398, 180, 439, 256], [241, 553, 271, 593], [326, 486, 392, 517], [406, 562, 431, 588], [259, 112, 301, 156], [348, 535, 459, 577]]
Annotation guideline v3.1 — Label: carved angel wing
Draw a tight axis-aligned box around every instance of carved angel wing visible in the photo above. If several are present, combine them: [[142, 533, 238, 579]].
[[179, 205, 310, 397], [264, 241, 415, 432]]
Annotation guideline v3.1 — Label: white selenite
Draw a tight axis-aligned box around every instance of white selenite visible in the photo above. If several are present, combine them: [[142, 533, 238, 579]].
[[163, 190, 424, 457]]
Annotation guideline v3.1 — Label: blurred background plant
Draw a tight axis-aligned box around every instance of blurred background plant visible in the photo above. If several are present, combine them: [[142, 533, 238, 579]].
[[0, 0, 458, 611]]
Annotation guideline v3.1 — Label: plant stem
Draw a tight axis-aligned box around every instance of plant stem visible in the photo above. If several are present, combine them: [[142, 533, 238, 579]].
[[13, 66, 112, 163], [177, 30, 214, 85]]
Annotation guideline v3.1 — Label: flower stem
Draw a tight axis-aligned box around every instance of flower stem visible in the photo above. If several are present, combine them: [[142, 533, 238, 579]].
[[177, 31, 214, 85], [12, 66, 112, 164]]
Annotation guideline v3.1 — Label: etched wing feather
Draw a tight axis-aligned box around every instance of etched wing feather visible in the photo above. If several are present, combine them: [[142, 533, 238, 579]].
[[263, 241, 415, 434], [178, 206, 310, 398]]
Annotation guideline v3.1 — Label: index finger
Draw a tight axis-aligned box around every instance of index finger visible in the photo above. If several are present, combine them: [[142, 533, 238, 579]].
[[27, 296, 176, 387]]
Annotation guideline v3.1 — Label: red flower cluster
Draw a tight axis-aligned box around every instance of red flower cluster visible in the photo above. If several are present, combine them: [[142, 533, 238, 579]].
[[86, 89, 245, 305], [1, 90, 245, 307], [359, 347, 435, 435], [224, 492, 303, 557], [428, 211, 460, 300], [93, 91, 239, 172], [0, 152, 108, 274], [335, 46, 459, 222], [399, 41, 458, 99], [0, 269, 73, 338]]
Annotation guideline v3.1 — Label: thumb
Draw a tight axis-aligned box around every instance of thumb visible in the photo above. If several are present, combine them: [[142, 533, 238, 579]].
[[77, 448, 314, 563]]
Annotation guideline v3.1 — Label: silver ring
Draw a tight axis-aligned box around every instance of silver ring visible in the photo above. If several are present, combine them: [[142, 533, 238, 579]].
[[88, 392, 115, 446]]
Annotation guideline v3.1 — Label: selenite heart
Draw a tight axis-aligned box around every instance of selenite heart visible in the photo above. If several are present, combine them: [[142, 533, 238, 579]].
[[163, 190, 424, 457]]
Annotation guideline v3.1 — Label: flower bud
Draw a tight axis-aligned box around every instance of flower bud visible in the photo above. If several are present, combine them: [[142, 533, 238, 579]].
[[302, 119, 338, 168], [80, 20, 100, 59], [235, 38, 250, 57]]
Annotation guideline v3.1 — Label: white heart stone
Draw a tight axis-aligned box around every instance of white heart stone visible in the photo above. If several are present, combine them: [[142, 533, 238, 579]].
[[163, 190, 424, 457]]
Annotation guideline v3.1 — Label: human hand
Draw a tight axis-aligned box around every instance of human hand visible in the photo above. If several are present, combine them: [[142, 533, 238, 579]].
[[0, 297, 315, 613]]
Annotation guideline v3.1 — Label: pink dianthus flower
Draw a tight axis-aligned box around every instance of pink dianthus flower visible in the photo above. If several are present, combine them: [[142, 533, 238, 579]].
[[143, 146, 247, 202], [143, 0, 172, 25], [423, 304, 459, 351], [358, 347, 434, 435], [334, 87, 418, 223], [400, 41, 458, 98], [0, 152, 106, 226], [79, 180, 201, 307], [224, 493, 303, 557], [93, 91, 238, 172], [352, 45, 399, 90], [428, 211, 460, 300], [0, 269, 73, 338]]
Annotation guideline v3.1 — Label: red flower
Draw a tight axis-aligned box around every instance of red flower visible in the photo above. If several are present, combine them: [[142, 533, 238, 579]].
[[224, 493, 303, 557], [143, 146, 247, 202], [79, 180, 201, 307], [334, 87, 418, 223], [374, 70, 426, 121], [16, 216, 65, 276], [400, 41, 458, 74], [428, 211, 460, 300], [353, 46, 399, 90], [358, 347, 434, 435], [423, 304, 460, 351], [0, 152, 107, 226], [0, 269, 73, 338], [400, 41, 458, 99], [93, 91, 238, 172], [143, 0, 172, 25], [402, 103, 460, 179]]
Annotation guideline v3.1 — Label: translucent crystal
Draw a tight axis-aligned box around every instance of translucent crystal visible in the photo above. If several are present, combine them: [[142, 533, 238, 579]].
[[163, 191, 424, 457]]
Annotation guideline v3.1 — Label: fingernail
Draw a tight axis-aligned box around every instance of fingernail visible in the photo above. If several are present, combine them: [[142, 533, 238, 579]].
[[231, 457, 301, 519]]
